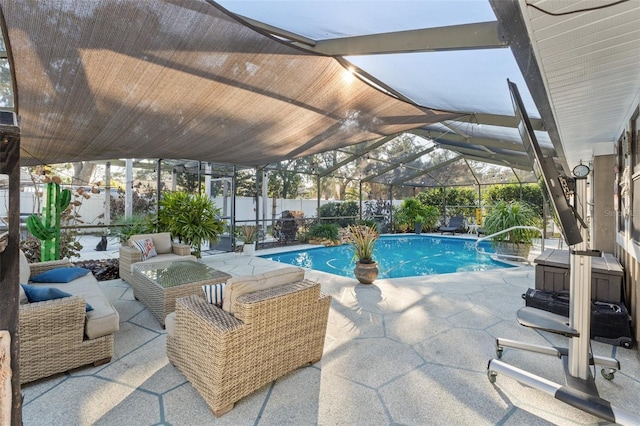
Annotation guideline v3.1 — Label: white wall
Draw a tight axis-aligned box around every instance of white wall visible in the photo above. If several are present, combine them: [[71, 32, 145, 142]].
[[0, 189, 109, 229]]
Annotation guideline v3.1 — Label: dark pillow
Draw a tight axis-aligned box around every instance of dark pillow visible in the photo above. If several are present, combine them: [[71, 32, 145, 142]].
[[30, 267, 91, 283], [21, 284, 93, 312]]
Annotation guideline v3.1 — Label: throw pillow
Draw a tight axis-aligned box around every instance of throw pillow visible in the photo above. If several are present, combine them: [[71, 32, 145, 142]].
[[132, 237, 158, 261], [203, 282, 226, 307], [30, 267, 91, 283], [21, 284, 93, 311]]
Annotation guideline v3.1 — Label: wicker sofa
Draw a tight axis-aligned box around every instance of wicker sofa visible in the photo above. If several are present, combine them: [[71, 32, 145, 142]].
[[18, 251, 120, 383], [166, 267, 331, 417], [118, 232, 196, 283]]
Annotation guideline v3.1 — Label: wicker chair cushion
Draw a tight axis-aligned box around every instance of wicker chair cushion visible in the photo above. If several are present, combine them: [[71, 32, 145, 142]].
[[222, 267, 305, 314], [165, 311, 176, 338], [19, 284, 28, 305], [35, 274, 120, 339], [30, 267, 91, 283], [130, 232, 172, 254], [19, 250, 30, 283], [21, 284, 94, 312]]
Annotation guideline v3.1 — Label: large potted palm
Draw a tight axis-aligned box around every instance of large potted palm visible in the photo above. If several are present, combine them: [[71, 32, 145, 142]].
[[483, 200, 541, 258], [157, 191, 225, 258], [347, 224, 380, 284]]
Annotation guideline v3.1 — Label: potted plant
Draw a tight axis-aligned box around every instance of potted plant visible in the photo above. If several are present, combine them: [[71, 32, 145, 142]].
[[483, 200, 541, 258], [157, 191, 225, 258], [396, 197, 435, 234], [414, 214, 424, 234], [237, 225, 258, 255], [346, 224, 380, 284]]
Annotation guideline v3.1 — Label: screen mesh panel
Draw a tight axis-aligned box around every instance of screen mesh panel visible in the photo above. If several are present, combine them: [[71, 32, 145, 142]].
[[0, 0, 460, 166]]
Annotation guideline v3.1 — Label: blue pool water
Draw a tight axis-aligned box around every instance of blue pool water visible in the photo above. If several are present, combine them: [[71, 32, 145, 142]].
[[261, 235, 514, 279]]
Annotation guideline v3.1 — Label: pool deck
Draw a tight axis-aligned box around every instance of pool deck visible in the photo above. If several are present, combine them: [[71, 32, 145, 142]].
[[20, 234, 640, 425]]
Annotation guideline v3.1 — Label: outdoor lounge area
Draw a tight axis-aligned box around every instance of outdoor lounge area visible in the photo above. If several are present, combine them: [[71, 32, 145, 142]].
[[14, 238, 640, 425], [2, 1, 640, 424]]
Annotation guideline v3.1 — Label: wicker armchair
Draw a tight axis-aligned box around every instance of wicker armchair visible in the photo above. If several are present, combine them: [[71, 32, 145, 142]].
[[20, 259, 115, 383], [119, 232, 194, 283], [167, 280, 331, 417]]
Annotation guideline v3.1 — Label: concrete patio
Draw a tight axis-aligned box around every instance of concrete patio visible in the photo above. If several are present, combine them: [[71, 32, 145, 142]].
[[19, 243, 640, 425]]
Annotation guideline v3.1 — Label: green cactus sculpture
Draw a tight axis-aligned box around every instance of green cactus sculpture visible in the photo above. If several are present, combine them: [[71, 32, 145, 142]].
[[26, 181, 72, 261]]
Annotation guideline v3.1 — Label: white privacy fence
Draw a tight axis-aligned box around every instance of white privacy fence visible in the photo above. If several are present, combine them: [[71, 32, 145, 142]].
[[1, 190, 365, 231]]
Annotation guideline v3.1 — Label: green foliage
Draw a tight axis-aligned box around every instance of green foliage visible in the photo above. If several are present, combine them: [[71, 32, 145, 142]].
[[395, 197, 432, 232], [250, 166, 302, 199], [307, 223, 340, 240], [111, 214, 155, 244], [234, 169, 257, 197], [157, 191, 225, 257], [416, 187, 477, 217], [319, 201, 359, 227], [346, 224, 379, 263], [420, 205, 440, 231], [483, 200, 541, 244], [482, 183, 543, 217], [358, 218, 379, 231], [236, 225, 258, 244]]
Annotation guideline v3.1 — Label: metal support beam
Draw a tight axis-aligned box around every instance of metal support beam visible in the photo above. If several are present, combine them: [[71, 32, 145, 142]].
[[319, 135, 396, 177], [300, 21, 507, 55], [361, 145, 437, 183], [392, 155, 461, 186]]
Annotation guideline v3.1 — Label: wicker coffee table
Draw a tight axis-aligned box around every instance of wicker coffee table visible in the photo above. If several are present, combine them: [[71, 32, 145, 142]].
[[131, 260, 231, 326]]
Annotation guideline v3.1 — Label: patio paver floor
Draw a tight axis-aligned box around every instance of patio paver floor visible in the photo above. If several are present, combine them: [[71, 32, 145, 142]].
[[20, 247, 640, 425]]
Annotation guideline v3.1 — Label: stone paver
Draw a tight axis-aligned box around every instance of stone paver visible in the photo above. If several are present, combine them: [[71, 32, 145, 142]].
[[20, 248, 640, 425]]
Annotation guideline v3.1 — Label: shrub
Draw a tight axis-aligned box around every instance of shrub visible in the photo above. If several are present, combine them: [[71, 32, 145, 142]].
[[319, 201, 359, 227], [483, 200, 541, 244], [307, 223, 340, 241], [110, 214, 155, 244]]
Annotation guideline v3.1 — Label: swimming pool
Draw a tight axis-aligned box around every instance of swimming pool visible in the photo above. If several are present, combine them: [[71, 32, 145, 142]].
[[260, 235, 514, 279]]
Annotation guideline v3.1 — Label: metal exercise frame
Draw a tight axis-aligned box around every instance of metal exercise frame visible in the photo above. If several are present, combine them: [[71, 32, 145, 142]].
[[486, 177, 640, 425]]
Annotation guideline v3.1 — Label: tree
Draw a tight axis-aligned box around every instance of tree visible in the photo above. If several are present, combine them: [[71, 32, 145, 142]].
[[72, 162, 96, 187], [483, 183, 543, 217], [175, 170, 201, 193], [235, 169, 257, 197], [416, 187, 477, 218], [0, 60, 13, 107]]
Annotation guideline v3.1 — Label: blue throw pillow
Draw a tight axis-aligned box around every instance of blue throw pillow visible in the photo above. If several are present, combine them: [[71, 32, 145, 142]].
[[30, 267, 91, 283], [21, 284, 93, 312], [21, 284, 72, 302]]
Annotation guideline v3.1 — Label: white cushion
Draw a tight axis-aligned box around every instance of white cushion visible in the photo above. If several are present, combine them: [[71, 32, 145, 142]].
[[18, 284, 28, 305], [222, 267, 305, 314], [19, 250, 30, 283], [31, 274, 120, 339], [165, 312, 176, 338]]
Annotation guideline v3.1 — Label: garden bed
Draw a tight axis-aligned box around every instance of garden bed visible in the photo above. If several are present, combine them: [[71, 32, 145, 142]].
[[73, 258, 120, 281]]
